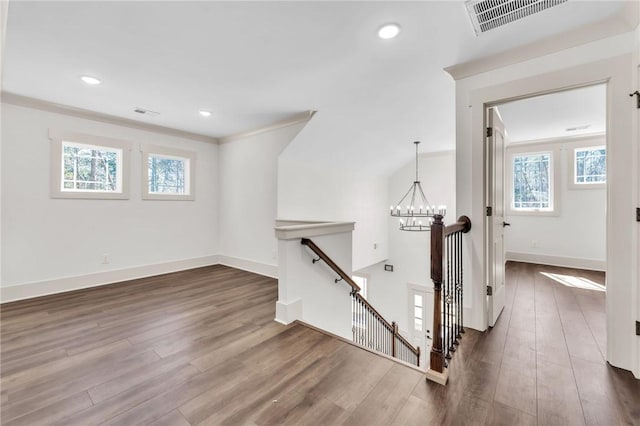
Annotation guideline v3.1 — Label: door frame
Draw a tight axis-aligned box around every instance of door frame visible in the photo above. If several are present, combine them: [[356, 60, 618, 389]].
[[468, 54, 636, 375], [482, 83, 608, 328]]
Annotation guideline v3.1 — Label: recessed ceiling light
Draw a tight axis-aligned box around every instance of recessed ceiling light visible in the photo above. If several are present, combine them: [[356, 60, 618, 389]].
[[378, 23, 401, 40], [80, 75, 101, 85], [199, 110, 212, 117]]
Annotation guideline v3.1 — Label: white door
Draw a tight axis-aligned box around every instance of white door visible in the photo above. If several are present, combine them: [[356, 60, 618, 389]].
[[408, 285, 433, 367], [486, 107, 507, 327]]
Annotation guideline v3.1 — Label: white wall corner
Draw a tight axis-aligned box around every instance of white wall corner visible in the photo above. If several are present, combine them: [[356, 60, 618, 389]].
[[275, 298, 302, 325], [217, 255, 278, 279]]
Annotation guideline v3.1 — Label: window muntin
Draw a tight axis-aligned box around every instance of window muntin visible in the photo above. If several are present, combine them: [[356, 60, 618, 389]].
[[49, 130, 131, 200], [147, 154, 189, 195], [574, 146, 606, 185], [62, 141, 123, 193], [512, 152, 553, 211]]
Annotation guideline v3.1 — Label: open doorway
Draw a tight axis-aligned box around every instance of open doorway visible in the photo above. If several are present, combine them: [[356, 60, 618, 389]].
[[485, 83, 607, 326]]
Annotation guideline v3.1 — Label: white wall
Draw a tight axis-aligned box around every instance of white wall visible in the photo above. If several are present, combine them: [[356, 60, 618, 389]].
[[504, 136, 606, 270], [276, 224, 354, 339], [357, 151, 456, 334], [1, 104, 219, 297], [277, 158, 389, 271], [454, 31, 638, 374], [218, 122, 307, 277]]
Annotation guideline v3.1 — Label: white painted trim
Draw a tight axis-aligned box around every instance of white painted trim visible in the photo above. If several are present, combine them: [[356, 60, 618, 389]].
[[0, 255, 220, 303], [48, 129, 133, 200], [425, 367, 449, 385], [217, 255, 278, 279], [445, 3, 639, 80], [218, 110, 316, 144], [567, 140, 607, 191], [140, 144, 196, 201], [275, 298, 302, 325], [506, 251, 606, 272], [2, 92, 219, 144], [506, 132, 606, 147], [295, 320, 425, 373], [275, 221, 355, 240], [505, 143, 561, 217]]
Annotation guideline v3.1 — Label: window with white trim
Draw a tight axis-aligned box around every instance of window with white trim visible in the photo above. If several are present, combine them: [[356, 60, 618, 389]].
[[413, 293, 423, 332], [62, 142, 122, 192], [141, 145, 195, 200], [511, 151, 553, 212], [573, 146, 606, 185], [49, 130, 131, 199]]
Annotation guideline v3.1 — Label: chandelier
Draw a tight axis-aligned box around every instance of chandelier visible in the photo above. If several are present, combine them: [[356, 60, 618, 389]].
[[389, 141, 446, 231]]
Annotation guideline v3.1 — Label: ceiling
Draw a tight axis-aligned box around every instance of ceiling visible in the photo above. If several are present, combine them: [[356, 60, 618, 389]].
[[497, 84, 607, 143], [3, 1, 627, 174]]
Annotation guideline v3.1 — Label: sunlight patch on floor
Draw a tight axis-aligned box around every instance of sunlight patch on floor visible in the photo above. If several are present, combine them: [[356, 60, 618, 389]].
[[540, 272, 605, 292]]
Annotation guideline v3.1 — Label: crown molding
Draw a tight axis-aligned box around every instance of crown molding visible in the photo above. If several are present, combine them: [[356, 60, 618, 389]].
[[1, 92, 219, 144], [445, 1, 639, 81], [218, 110, 316, 144], [506, 132, 606, 148]]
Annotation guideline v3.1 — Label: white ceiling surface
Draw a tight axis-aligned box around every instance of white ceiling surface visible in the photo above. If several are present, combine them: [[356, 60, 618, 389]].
[[3, 1, 625, 174], [497, 84, 607, 143]]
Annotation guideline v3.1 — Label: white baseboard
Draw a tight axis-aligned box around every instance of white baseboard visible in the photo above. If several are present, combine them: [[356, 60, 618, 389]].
[[505, 251, 606, 272], [1, 255, 220, 303], [275, 298, 302, 325], [1, 254, 280, 304], [217, 255, 278, 279]]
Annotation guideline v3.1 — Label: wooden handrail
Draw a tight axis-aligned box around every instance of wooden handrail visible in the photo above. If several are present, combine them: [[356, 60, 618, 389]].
[[443, 215, 471, 237], [301, 238, 421, 362], [300, 238, 361, 293]]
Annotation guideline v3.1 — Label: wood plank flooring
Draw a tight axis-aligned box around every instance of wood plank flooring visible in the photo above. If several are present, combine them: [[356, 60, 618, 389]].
[[1, 262, 638, 425]]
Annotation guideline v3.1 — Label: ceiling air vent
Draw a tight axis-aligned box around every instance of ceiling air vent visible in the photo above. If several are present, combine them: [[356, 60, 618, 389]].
[[133, 107, 160, 116], [465, 0, 568, 35]]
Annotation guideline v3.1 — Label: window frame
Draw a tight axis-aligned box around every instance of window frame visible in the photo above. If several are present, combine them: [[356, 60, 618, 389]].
[[141, 144, 196, 201], [49, 129, 131, 200], [506, 143, 560, 217], [568, 140, 606, 190]]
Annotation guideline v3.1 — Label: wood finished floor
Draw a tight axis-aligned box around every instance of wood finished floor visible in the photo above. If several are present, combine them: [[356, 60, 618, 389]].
[[1, 262, 638, 425]]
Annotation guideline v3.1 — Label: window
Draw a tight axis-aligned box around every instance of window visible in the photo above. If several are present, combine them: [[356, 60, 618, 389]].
[[352, 275, 368, 329], [62, 142, 122, 192], [352, 275, 368, 299], [141, 145, 195, 200], [49, 130, 131, 199], [413, 294, 423, 332], [573, 146, 606, 186], [511, 151, 553, 212]]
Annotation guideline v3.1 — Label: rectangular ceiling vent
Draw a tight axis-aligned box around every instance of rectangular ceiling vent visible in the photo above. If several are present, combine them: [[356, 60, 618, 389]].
[[134, 107, 160, 116], [465, 0, 568, 35]]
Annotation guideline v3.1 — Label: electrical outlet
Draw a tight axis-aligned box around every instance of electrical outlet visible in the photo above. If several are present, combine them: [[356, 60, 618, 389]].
[[373, 243, 378, 250], [102, 253, 110, 264]]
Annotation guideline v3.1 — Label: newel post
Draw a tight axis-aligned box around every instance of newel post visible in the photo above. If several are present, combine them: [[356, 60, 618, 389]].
[[429, 214, 445, 374]]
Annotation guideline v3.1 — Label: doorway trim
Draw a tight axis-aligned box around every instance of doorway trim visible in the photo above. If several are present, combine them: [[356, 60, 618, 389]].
[[467, 54, 637, 376]]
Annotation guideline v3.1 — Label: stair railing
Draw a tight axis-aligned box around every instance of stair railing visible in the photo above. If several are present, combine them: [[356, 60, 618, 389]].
[[428, 214, 471, 381], [301, 238, 421, 367]]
